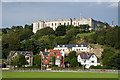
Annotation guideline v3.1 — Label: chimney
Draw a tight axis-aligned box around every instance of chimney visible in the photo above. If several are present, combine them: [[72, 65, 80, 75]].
[[86, 52, 89, 55]]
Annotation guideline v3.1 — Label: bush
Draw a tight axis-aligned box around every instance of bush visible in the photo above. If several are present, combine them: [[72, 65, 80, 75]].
[[90, 65, 111, 69]]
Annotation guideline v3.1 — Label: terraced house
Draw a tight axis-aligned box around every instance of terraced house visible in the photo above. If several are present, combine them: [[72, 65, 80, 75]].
[[54, 44, 91, 55]]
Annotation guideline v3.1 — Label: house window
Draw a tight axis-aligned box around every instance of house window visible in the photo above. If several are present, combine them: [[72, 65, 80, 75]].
[[38, 23, 39, 28], [57, 56, 59, 58], [84, 60, 86, 63], [74, 22, 75, 25], [55, 23, 56, 26], [92, 56, 94, 58], [67, 22, 69, 25], [26, 57, 29, 60], [56, 60, 60, 63], [91, 61, 94, 63], [52, 23, 53, 26], [76, 49, 78, 51]]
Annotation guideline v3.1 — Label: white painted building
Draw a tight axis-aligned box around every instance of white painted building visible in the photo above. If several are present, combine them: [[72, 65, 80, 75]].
[[77, 53, 97, 68], [33, 18, 107, 33], [54, 44, 90, 54]]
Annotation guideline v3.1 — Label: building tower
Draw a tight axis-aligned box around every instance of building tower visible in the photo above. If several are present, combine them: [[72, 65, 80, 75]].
[[112, 20, 114, 27]]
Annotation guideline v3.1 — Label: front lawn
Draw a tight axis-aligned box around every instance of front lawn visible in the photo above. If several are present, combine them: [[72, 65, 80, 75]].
[[2, 72, 118, 78]]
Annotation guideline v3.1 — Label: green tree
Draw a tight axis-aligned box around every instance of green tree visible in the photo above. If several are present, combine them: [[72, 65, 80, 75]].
[[55, 25, 67, 36], [49, 55, 55, 67], [70, 57, 78, 67], [19, 29, 34, 41], [34, 27, 55, 39], [68, 51, 76, 60], [107, 53, 120, 69], [64, 57, 70, 64], [12, 54, 27, 67], [33, 54, 42, 67], [2, 33, 20, 59], [24, 24, 33, 30], [54, 36, 68, 45]]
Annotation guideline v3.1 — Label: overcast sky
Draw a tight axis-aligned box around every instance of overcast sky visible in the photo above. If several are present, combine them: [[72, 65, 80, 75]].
[[1, 2, 118, 28]]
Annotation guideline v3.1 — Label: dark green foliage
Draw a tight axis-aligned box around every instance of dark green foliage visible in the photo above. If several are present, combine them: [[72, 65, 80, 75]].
[[2, 33, 20, 58], [12, 54, 27, 67], [90, 65, 110, 69], [106, 53, 120, 69], [49, 55, 56, 66], [90, 27, 120, 49], [33, 54, 42, 67], [34, 27, 55, 39], [64, 57, 70, 63], [19, 29, 34, 41], [70, 57, 78, 67], [55, 25, 67, 36], [54, 36, 68, 45], [24, 24, 33, 30], [68, 51, 76, 60]]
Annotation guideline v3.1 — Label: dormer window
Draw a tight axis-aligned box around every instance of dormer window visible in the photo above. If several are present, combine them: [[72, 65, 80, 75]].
[[81, 45, 83, 47], [76, 45, 78, 47], [58, 45, 60, 47]]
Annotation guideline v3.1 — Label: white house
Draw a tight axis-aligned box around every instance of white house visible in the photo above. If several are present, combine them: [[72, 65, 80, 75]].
[[77, 53, 97, 68], [54, 44, 90, 54]]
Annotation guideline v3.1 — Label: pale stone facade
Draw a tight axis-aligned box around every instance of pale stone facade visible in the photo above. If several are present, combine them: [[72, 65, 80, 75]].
[[33, 18, 106, 33]]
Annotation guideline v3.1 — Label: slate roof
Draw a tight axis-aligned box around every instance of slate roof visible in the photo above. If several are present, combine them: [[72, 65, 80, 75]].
[[55, 44, 89, 48], [9, 51, 33, 56], [43, 52, 49, 59], [78, 53, 94, 59]]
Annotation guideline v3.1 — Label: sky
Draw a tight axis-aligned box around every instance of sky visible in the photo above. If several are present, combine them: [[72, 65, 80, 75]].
[[1, 2, 118, 28]]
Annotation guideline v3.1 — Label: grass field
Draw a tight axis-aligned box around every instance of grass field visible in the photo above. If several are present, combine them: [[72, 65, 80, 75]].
[[2, 72, 118, 78], [76, 32, 95, 38]]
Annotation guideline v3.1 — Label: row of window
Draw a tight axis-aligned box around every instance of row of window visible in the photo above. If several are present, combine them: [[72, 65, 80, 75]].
[[46, 22, 85, 26], [56, 48, 86, 51]]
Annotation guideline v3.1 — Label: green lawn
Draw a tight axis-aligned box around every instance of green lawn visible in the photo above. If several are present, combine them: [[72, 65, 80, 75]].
[[2, 72, 118, 78], [76, 32, 95, 38]]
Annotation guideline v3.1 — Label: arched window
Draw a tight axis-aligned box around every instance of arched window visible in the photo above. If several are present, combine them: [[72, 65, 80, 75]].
[[74, 22, 75, 25], [60, 23, 61, 25]]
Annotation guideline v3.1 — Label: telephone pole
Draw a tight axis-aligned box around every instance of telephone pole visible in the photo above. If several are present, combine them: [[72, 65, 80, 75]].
[[41, 52, 42, 72]]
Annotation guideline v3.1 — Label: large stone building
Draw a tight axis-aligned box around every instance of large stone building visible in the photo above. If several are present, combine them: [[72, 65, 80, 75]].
[[33, 18, 107, 33]]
